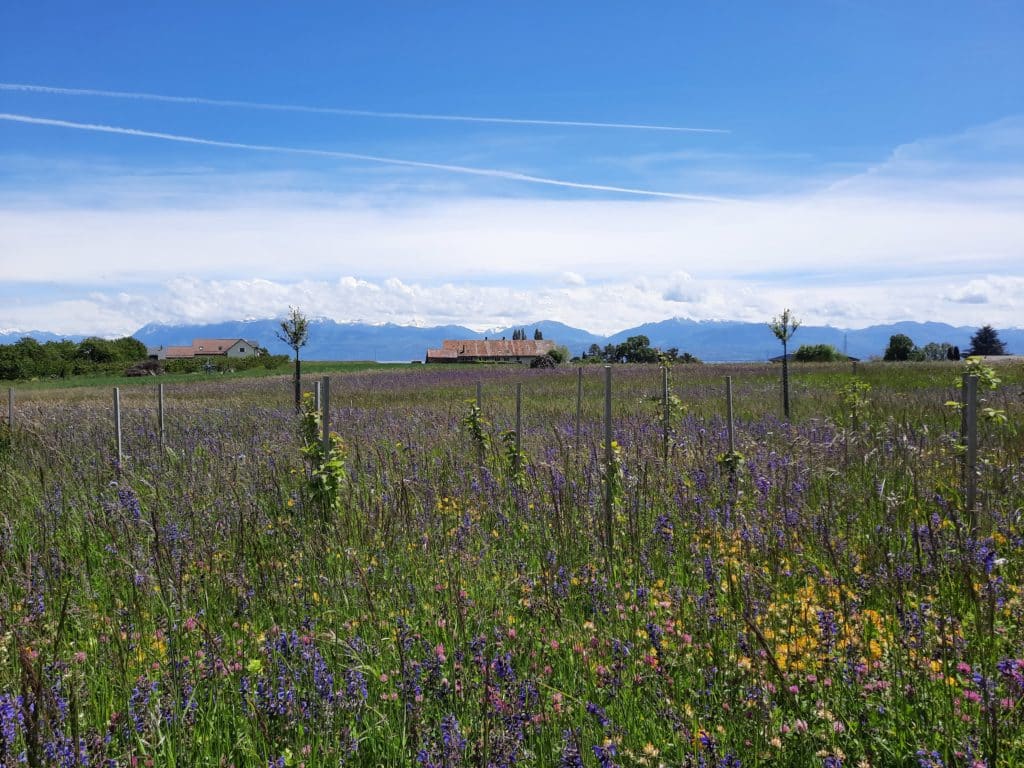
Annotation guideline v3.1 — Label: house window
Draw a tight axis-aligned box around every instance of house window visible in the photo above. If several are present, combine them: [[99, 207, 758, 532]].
[[239, 347, 245, 353]]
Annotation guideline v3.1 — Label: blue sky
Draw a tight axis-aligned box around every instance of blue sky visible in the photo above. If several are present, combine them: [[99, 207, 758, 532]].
[[1, 1, 1022, 335]]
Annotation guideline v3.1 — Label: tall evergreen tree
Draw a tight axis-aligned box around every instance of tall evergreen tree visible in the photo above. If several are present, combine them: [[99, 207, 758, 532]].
[[967, 325, 1006, 356]]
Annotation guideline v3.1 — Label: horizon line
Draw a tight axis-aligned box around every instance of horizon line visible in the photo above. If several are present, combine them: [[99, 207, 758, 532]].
[[3, 316, 1013, 341]]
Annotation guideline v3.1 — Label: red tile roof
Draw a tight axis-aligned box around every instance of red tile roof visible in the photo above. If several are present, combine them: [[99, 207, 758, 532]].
[[164, 345, 198, 359], [192, 339, 242, 354], [426, 339, 555, 361]]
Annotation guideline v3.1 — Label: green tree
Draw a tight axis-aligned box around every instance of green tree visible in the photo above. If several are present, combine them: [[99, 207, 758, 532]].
[[533, 328, 543, 340], [883, 334, 916, 361], [613, 335, 659, 363], [277, 306, 310, 412], [76, 337, 117, 365], [547, 345, 568, 364], [918, 342, 953, 361], [112, 337, 147, 362], [967, 325, 1006, 356], [769, 309, 800, 419], [794, 343, 844, 362]]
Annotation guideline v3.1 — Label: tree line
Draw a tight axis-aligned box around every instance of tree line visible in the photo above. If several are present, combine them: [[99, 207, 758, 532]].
[[884, 325, 1007, 361], [0, 336, 148, 380], [578, 335, 701, 364], [0, 335, 289, 381]]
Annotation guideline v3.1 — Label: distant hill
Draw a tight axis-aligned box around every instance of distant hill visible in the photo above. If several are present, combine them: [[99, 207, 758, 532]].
[[605, 318, 1017, 362], [133, 319, 483, 362], [487, 320, 605, 353], [0, 330, 87, 345], [5, 318, 1022, 362]]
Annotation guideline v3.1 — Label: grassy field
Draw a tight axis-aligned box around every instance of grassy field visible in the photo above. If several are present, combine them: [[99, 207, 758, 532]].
[[1, 361, 1022, 766], [1, 360, 401, 392]]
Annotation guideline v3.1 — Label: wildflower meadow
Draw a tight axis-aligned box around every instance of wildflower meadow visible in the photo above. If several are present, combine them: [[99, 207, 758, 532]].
[[1, 361, 1022, 767]]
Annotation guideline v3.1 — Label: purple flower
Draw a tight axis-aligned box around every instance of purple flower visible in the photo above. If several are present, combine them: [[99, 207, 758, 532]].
[[592, 741, 618, 768], [558, 729, 584, 768]]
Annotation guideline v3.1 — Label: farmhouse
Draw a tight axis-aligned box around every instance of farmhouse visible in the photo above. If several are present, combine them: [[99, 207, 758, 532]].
[[426, 338, 555, 364], [148, 338, 261, 360]]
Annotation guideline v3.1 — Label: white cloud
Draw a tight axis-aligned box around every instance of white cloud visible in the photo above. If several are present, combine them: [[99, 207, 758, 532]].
[[2, 193, 1020, 287], [662, 271, 704, 303], [561, 271, 586, 286], [942, 276, 1024, 307], [1, 117, 1022, 335], [4, 272, 1022, 338]]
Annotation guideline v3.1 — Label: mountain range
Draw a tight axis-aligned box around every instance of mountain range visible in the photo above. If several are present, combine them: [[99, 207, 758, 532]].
[[3, 318, 1020, 362]]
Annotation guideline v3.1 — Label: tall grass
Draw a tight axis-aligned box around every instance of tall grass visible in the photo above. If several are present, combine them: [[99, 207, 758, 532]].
[[0, 361, 1022, 766]]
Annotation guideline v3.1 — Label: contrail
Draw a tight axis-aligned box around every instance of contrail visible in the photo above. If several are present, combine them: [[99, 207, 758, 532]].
[[0, 82, 728, 134], [0, 113, 732, 202]]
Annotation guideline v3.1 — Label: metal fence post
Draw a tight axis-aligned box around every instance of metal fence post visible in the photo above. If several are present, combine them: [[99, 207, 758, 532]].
[[158, 383, 166, 446], [726, 376, 735, 456], [514, 382, 522, 476], [962, 374, 979, 532], [662, 365, 670, 461], [113, 387, 123, 465], [603, 365, 613, 557], [321, 376, 331, 454], [575, 367, 583, 452]]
